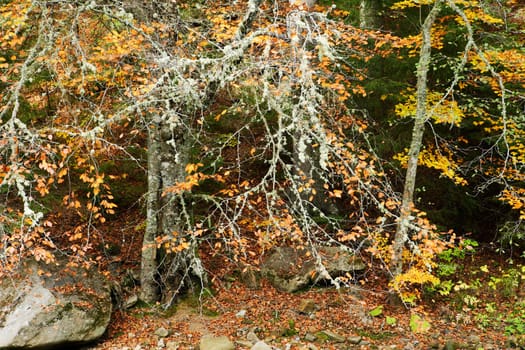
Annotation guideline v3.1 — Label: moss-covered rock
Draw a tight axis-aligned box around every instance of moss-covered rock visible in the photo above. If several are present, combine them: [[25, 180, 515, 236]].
[[0, 257, 112, 349]]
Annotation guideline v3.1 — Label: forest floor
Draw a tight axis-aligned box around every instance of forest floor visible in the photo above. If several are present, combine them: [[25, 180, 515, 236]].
[[50, 209, 524, 350]]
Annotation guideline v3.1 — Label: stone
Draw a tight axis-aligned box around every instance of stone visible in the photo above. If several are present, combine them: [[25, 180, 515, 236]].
[[166, 341, 180, 350], [347, 335, 362, 344], [199, 335, 235, 350], [403, 344, 415, 350], [251, 341, 273, 350], [236, 309, 247, 318], [247, 330, 260, 343], [0, 257, 112, 349], [317, 330, 346, 343], [261, 246, 366, 292], [304, 333, 317, 342], [124, 293, 139, 309], [155, 327, 170, 337], [236, 340, 255, 348]]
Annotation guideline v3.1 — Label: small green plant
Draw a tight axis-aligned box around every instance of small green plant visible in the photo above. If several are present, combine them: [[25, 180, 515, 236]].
[[474, 312, 492, 330], [440, 238, 478, 262], [505, 315, 525, 336], [436, 238, 478, 277], [462, 295, 480, 308], [282, 319, 298, 336], [426, 239, 479, 299], [437, 263, 458, 277], [473, 300, 525, 336], [369, 305, 383, 317], [410, 314, 431, 333], [435, 279, 454, 296], [504, 302, 525, 336], [386, 316, 397, 326], [487, 265, 524, 298]]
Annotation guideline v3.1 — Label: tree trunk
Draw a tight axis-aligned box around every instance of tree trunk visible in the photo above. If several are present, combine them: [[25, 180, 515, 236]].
[[140, 116, 163, 303], [156, 116, 193, 306], [390, 1, 442, 277], [292, 130, 338, 216], [140, 114, 195, 305], [359, 0, 381, 29]]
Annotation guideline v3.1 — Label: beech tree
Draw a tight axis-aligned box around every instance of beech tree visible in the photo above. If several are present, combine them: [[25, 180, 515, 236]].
[[1, 0, 522, 306], [0, 0, 399, 303], [387, 0, 523, 300], [391, 0, 443, 278]]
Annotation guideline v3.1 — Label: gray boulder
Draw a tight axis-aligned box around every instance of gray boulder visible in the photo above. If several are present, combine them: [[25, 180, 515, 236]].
[[0, 257, 112, 349], [261, 246, 365, 292], [251, 341, 273, 350], [199, 335, 235, 350]]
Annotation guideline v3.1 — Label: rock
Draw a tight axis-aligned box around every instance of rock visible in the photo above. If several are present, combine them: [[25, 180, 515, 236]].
[[0, 257, 112, 349], [236, 309, 247, 318], [347, 335, 362, 344], [247, 330, 260, 343], [261, 246, 366, 292], [199, 335, 235, 350], [236, 340, 255, 348], [251, 341, 273, 350], [466, 334, 481, 346], [157, 338, 165, 348], [317, 330, 346, 343], [124, 293, 139, 309], [304, 333, 317, 342], [155, 327, 170, 337], [324, 330, 346, 343], [166, 341, 180, 350], [297, 299, 317, 314]]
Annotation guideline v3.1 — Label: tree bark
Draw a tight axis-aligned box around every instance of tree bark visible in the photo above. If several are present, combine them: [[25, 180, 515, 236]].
[[359, 0, 381, 29], [140, 112, 196, 304], [391, 1, 442, 277], [140, 117, 162, 303]]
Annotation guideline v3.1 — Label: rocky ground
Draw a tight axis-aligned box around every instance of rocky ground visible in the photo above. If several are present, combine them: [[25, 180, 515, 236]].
[[86, 278, 518, 350], [36, 211, 525, 350]]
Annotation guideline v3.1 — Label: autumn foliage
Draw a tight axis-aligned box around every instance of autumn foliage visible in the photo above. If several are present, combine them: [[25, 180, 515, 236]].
[[0, 0, 524, 309]]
